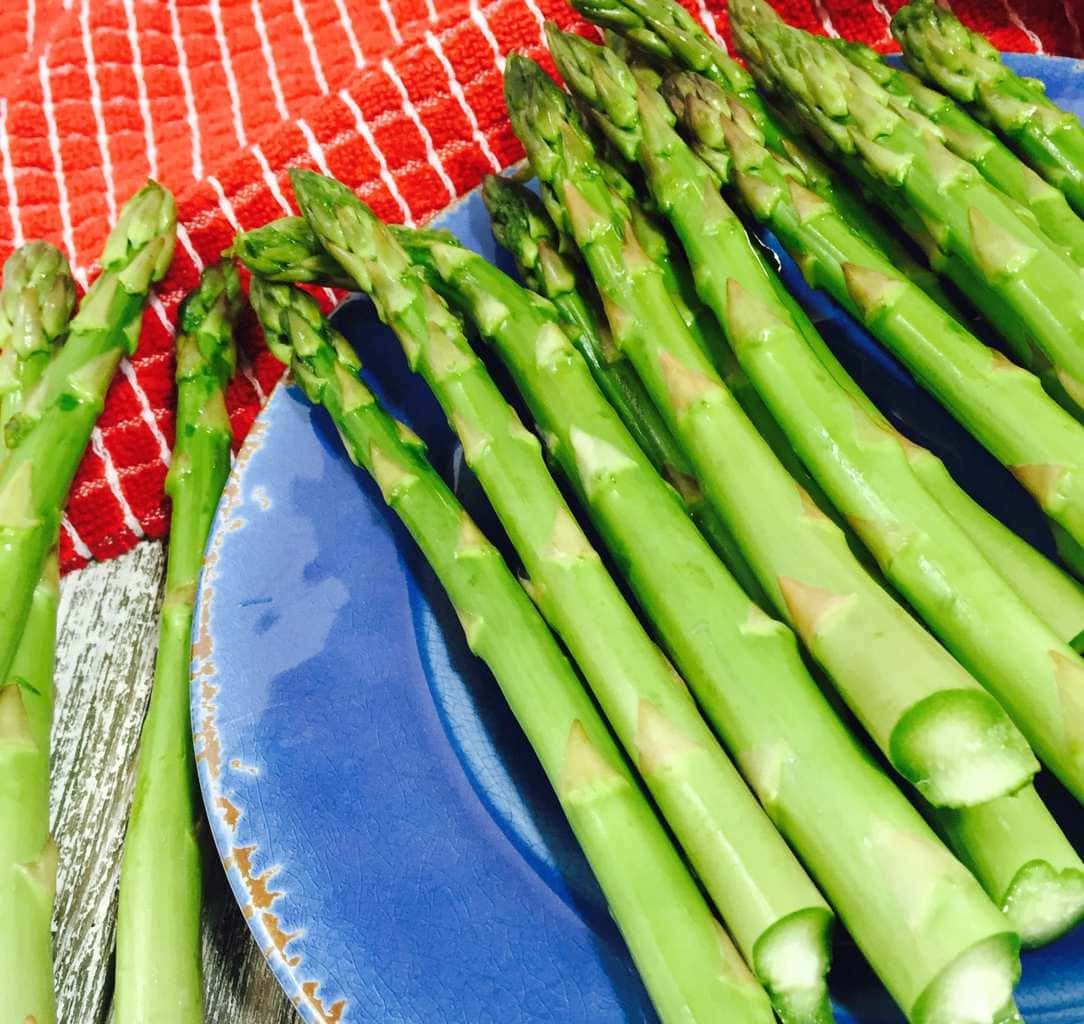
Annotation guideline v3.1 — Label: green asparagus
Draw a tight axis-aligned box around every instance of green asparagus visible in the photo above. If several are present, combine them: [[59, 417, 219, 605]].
[[665, 70, 1084, 647], [416, 225, 1084, 954], [251, 274, 776, 1024], [829, 37, 1084, 264], [566, 0, 964, 313], [535, 35, 1040, 810], [0, 183, 176, 686], [934, 785, 1084, 949], [0, 242, 75, 1024], [289, 169, 831, 1022], [114, 262, 243, 1024], [425, 89, 1025, 1013], [893, 0, 1084, 217], [731, 0, 1084, 419], [232, 216, 356, 290], [554, 25, 1084, 806], [479, 174, 769, 605]]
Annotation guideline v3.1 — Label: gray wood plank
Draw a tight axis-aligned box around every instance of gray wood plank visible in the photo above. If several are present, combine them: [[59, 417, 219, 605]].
[[51, 541, 298, 1024]]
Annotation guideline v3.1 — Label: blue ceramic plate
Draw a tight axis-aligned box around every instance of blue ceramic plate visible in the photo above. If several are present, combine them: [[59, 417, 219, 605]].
[[193, 53, 1084, 1024]]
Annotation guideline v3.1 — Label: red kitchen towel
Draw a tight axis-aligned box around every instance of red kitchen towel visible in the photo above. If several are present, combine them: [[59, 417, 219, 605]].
[[0, 0, 1079, 572]]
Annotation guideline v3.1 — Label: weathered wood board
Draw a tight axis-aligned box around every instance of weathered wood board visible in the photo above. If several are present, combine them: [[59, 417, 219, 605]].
[[52, 541, 298, 1024]]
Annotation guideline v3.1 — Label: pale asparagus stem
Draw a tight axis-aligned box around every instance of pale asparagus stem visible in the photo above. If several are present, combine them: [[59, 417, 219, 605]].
[[666, 71, 1084, 648], [543, 28, 1039, 811], [829, 37, 1084, 265], [0, 242, 76, 1024], [506, 52, 1022, 1024], [0, 182, 177, 685], [892, 0, 1084, 217], [114, 262, 243, 1024], [401, 229, 836, 1022], [934, 786, 1084, 949], [479, 174, 772, 607], [730, 0, 1084, 420], [251, 274, 775, 1024]]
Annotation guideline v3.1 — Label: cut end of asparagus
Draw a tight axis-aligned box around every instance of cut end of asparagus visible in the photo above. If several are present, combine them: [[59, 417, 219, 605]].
[[891, 690, 1037, 808], [1004, 859, 1084, 949], [911, 933, 1020, 1024], [753, 908, 834, 1024]]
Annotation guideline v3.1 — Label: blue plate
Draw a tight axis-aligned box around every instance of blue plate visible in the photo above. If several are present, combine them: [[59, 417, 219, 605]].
[[193, 53, 1084, 1024]]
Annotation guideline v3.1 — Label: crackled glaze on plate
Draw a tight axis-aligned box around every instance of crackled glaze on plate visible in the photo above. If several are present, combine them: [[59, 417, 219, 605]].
[[193, 54, 1084, 1024]]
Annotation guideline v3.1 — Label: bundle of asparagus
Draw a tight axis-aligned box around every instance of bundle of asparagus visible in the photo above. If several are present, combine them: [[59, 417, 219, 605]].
[[730, 0, 1084, 422], [892, 0, 1084, 217], [656, 69, 1084, 647], [0, 185, 174, 1024], [16, 1, 1084, 1020], [250, 274, 778, 1024]]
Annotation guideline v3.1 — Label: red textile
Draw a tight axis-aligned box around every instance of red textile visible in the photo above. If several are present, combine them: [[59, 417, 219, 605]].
[[0, 0, 1078, 571]]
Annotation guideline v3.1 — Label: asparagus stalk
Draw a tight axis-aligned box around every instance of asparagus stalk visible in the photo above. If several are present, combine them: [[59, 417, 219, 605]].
[[0, 242, 75, 1024], [479, 174, 769, 606], [829, 37, 1084, 264], [731, 0, 1084, 419], [892, 0, 1084, 217], [251, 275, 776, 1024], [534, 35, 1041, 809], [418, 230, 1084, 955], [410, 134, 1022, 1024], [666, 71, 1084, 647], [289, 169, 828, 1021], [555, 27, 1084, 808], [231, 216, 356, 290], [935, 786, 1084, 949], [114, 262, 242, 1024], [566, 0, 966, 314], [0, 183, 176, 685]]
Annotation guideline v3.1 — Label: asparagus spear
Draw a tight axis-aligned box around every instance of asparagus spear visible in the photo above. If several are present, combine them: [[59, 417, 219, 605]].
[[566, 0, 965, 313], [731, 1, 1084, 420], [251, 275, 776, 1024], [935, 785, 1084, 949], [114, 262, 242, 1024], [829, 37, 1084, 264], [479, 174, 769, 606], [553, 26, 1084, 808], [401, 172, 1021, 1024], [666, 71, 1084, 647], [231, 216, 356, 290], [0, 183, 176, 685], [893, 0, 1084, 217], [533, 35, 1041, 808], [289, 169, 829, 1021], [0, 242, 76, 1024]]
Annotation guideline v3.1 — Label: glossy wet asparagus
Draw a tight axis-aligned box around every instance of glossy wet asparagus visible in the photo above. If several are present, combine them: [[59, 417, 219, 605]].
[[250, 273, 776, 1024], [502, 52, 1018, 1022], [114, 262, 243, 1024], [0, 241, 76, 1024]]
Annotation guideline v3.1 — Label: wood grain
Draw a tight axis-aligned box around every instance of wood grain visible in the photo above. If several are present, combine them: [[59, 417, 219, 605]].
[[51, 541, 298, 1024]]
